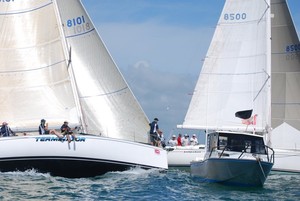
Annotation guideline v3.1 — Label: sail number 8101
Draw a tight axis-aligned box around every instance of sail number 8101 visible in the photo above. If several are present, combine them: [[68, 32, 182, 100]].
[[66, 16, 91, 34], [224, 13, 247, 20], [67, 16, 86, 27]]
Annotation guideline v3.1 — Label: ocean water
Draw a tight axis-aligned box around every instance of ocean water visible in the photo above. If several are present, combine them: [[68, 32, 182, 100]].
[[0, 168, 299, 201]]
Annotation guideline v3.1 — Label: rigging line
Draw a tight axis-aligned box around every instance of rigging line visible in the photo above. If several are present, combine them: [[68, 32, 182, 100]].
[[253, 69, 270, 101], [67, 46, 72, 69], [258, 0, 270, 24], [257, 158, 267, 180]]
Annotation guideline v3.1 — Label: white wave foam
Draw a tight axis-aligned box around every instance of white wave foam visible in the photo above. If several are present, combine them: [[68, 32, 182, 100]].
[[0, 169, 51, 178]]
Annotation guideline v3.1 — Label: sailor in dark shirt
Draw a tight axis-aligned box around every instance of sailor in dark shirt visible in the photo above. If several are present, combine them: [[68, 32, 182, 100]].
[[61, 121, 77, 143], [1, 122, 15, 137], [39, 119, 50, 135], [149, 118, 160, 146]]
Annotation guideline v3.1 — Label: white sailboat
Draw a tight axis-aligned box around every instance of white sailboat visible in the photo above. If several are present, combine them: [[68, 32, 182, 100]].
[[176, 0, 300, 186], [0, 0, 167, 178], [165, 144, 205, 168]]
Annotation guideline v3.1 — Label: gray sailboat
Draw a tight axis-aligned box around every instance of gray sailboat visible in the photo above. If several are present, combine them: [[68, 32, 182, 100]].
[[190, 130, 274, 186]]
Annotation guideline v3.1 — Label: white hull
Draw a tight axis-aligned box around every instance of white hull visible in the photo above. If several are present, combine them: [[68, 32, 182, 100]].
[[166, 145, 205, 167], [273, 149, 300, 173], [0, 135, 168, 178], [191, 158, 273, 187], [189, 131, 275, 186]]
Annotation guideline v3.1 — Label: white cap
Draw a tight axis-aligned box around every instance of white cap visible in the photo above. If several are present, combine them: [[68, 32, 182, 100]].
[[192, 134, 196, 137], [172, 135, 176, 138]]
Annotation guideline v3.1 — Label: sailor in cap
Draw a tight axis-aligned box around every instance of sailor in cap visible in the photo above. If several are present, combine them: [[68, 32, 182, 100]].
[[149, 118, 161, 146], [168, 134, 178, 147], [182, 134, 190, 146], [190, 134, 199, 146], [1, 121, 15, 137]]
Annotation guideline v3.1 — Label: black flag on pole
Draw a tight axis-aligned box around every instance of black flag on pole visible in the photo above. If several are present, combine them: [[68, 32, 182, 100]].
[[235, 109, 253, 120]]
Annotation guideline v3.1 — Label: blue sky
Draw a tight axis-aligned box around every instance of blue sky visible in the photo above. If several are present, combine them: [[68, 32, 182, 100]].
[[82, 0, 300, 142]]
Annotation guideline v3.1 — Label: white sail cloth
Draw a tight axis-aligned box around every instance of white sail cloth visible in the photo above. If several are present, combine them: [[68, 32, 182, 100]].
[[179, 0, 270, 133], [0, 0, 149, 143]]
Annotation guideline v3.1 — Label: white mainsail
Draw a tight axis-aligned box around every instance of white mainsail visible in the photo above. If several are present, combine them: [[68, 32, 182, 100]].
[[0, 1, 78, 129], [0, 0, 149, 143], [179, 0, 271, 133]]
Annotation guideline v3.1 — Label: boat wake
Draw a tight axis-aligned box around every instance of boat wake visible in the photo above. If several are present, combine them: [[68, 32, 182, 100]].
[[0, 168, 51, 178], [101, 167, 163, 180]]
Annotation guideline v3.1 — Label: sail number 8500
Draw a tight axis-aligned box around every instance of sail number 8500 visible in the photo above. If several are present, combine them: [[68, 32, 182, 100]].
[[224, 13, 247, 20]]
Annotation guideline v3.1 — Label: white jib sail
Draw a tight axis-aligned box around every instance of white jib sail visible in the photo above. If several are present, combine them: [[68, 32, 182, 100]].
[[179, 0, 271, 133]]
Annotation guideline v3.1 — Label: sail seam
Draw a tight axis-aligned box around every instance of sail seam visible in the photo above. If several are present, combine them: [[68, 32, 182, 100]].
[[0, 38, 62, 51], [80, 87, 129, 99], [272, 71, 300, 74], [272, 103, 300, 105], [65, 28, 95, 38], [219, 19, 265, 25], [0, 2, 52, 15], [272, 52, 300, 54], [200, 72, 265, 75], [206, 53, 267, 59], [0, 60, 65, 74]]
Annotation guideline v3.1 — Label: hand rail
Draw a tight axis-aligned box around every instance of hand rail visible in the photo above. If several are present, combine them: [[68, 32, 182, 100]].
[[212, 144, 275, 163]]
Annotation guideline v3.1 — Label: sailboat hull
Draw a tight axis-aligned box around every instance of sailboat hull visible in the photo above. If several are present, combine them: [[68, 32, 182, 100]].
[[273, 149, 300, 173], [0, 135, 168, 178], [166, 145, 205, 168], [191, 158, 273, 187]]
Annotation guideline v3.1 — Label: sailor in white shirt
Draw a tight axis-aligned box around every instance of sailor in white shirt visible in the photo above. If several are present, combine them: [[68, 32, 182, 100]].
[[168, 135, 178, 146], [182, 134, 190, 146], [190, 134, 198, 146]]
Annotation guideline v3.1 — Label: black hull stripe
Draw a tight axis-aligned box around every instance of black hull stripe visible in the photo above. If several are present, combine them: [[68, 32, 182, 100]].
[[0, 156, 160, 178]]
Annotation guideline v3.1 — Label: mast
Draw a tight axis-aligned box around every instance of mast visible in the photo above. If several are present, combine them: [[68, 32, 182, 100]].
[[265, 0, 272, 145], [52, 0, 87, 132]]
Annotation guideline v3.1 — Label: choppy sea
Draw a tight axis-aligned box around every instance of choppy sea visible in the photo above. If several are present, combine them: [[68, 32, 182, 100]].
[[0, 168, 299, 201]]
